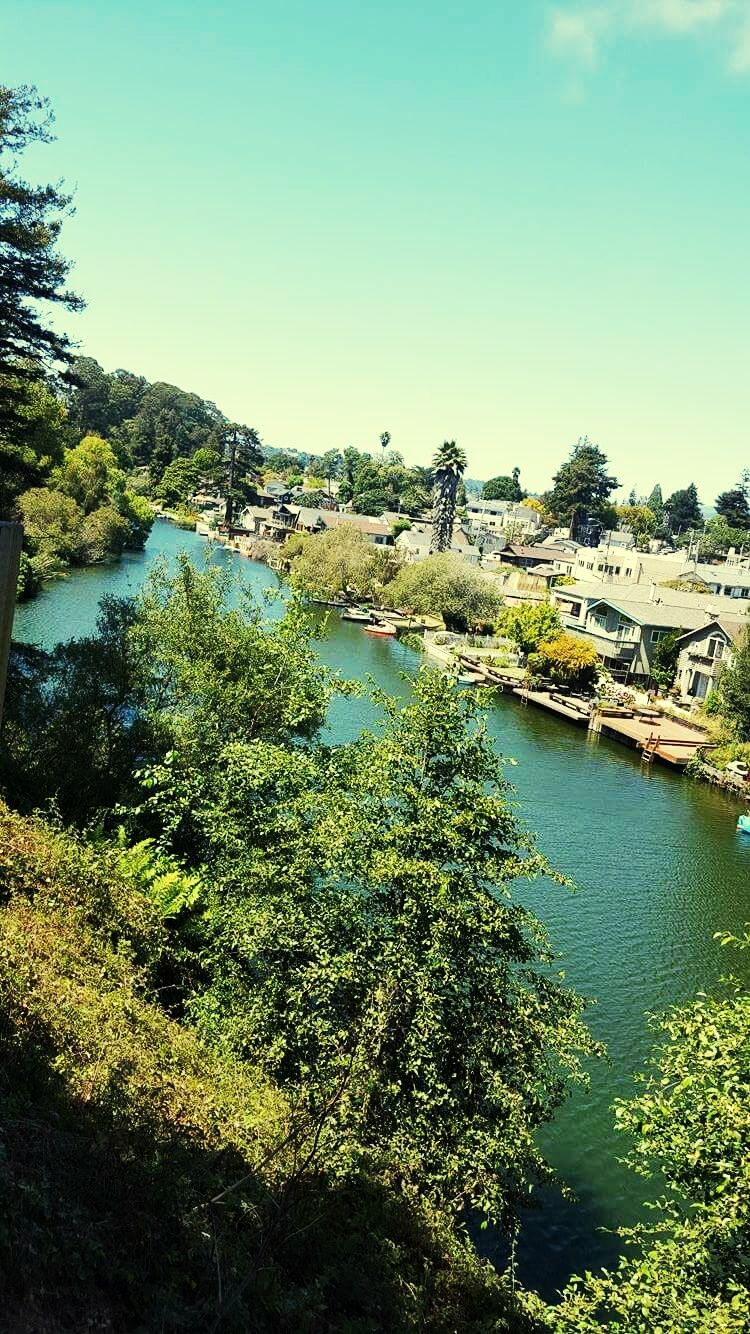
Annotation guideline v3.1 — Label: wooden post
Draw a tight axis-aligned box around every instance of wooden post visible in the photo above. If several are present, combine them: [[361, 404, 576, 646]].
[[0, 522, 23, 729]]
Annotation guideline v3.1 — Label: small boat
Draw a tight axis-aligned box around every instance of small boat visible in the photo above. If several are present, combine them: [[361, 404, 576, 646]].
[[364, 622, 398, 637], [341, 608, 372, 622], [737, 814, 750, 835]]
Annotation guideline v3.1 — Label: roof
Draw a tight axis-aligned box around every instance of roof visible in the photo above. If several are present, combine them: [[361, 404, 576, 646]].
[[676, 618, 747, 647], [687, 564, 750, 588], [505, 544, 558, 561], [556, 578, 750, 617]]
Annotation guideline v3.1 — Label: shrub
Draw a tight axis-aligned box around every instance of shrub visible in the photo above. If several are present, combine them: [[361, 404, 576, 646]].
[[529, 633, 599, 689]]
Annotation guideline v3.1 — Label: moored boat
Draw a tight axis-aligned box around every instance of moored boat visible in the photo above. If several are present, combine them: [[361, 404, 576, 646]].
[[737, 814, 750, 835], [341, 608, 372, 622], [364, 622, 398, 637]]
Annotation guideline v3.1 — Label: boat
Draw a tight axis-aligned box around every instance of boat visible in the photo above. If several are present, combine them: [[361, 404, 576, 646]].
[[737, 814, 750, 835], [364, 622, 398, 637], [341, 608, 372, 622]]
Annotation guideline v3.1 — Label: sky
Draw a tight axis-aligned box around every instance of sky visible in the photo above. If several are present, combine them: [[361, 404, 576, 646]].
[[3, 0, 749, 499]]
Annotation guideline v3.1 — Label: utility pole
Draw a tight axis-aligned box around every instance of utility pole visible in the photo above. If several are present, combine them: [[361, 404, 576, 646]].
[[0, 522, 23, 729]]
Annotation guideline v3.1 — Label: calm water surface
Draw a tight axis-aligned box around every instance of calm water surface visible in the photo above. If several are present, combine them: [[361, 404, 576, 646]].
[[13, 521, 750, 1298]]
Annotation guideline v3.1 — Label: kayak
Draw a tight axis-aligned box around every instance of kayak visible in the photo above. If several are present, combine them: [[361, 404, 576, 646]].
[[737, 815, 750, 835]]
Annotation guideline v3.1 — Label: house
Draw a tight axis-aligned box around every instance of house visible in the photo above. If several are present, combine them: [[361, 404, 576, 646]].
[[395, 528, 481, 565], [680, 564, 750, 601], [464, 499, 543, 540], [553, 579, 750, 681], [571, 544, 686, 585], [501, 543, 562, 572], [674, 619, 746, 702], [257, 481, 293, 507]]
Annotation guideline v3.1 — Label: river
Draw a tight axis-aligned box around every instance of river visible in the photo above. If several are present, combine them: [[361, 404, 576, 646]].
[[12, 520, 750, 1299]]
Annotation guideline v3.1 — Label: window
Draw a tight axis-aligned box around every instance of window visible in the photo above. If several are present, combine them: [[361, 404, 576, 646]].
[[617, 618, 635, 638], [650, 628, 670, 644], [707, 637, 725, 661]]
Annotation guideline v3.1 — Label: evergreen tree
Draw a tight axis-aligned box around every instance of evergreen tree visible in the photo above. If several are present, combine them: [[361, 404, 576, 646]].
[[0, 85, 83, 425], [221, 423, 263, 526], [430, 440, 466, 552], [717, 626, 750, 739], [664, 483, 702, 535], [548, 437, 618, 537], [715, 473, 750, 531]]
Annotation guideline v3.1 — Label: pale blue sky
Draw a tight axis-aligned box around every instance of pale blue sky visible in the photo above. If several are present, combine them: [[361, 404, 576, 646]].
[[4, 1, 749, 500]]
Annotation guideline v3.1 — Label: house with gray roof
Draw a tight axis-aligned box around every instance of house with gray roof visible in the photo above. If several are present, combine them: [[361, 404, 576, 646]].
[[674, 618, 746, 702]]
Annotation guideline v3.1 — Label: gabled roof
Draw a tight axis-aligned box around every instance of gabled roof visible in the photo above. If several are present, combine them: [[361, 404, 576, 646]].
[[676, 618, 747, 647]]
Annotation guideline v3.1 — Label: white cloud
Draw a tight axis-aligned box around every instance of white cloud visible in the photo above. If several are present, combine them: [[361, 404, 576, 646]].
[[548, 0, 750, 74]]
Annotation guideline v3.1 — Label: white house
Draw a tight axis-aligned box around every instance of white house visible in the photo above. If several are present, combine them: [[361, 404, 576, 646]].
[[674, 618, 745, 702]]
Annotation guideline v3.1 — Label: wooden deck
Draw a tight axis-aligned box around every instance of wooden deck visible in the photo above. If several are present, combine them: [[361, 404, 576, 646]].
[[594, 713, 710, 768], [512, 688, 592, 726]]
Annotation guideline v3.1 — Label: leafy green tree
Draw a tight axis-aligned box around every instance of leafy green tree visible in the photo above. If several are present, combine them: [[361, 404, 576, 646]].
[[646, 483, 664, 520], [80, 505, 131, 562], [113, 488, 155, 550], [193, 671, 596, 1231], [483, 468, 522, 501], [0, 85, 83, 429], [18, 487, 84, 567], [554, 932, 750, 1332], [664, 483, 702, 535], [53, 434, 119, 513], [715, 474, 750, 530], [191, 445, 223, 484], [157, 457, 200, 506], [616, 504, 658, 546], [650, 629, 684, 691], [499, 601, 562, 654], [548, 438, 618, 536], [687, 515, 750, 561], [430, 441, 467, 552], [717, 626, 750, 739], [320, 449, 342, 492], [383, 553, 501, 631], [0, 373, 68, 517], [287, 524, 400, 601]]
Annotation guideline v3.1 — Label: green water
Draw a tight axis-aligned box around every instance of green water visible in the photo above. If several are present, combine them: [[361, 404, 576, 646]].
[[12, 521, 750, 1298]]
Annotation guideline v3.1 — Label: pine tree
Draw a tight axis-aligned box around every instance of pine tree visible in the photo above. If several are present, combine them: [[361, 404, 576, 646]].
[[222, 424, 263, 526], [430, 440, 466, 552]]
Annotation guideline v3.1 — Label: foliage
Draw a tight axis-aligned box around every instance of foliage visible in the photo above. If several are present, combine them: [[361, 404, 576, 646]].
[[383, 553, 502, 632], [0, 373, 69, 518], [18, 486, 84, 566], [547, 437, 618, 534], [615, 503, 658, 546], [715, 473, 750, 530], [80, 503, 131, 561], [680, 515, 750, 561], [650, 629, 683, 691], [499, 602, 563, 655], [552, 932, 750, 1331], [53, 433, 118, 513], [665, 482, 702, 534], [191, 672, 596, 1231], [529, 634, 599, 689], [483, 468, 523, 501], [156, 455, 199, 505], [287, 524, 401, 601], [431, 440, 467, 553], [0, 85, 83, 430], [221, 421, 264, 525], [717, 626, 750, 740]]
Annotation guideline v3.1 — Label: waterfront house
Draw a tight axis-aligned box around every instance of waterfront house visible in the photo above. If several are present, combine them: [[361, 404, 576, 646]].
[[553, 580, 750, 682], [395, 527, 481, 564], [674, 618, 745, 702]]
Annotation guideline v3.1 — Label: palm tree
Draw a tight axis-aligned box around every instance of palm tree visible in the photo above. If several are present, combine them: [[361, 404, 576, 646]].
[[430, 440, 467, 552]]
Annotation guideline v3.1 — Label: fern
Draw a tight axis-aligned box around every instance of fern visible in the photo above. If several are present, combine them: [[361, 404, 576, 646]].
[[115, 833, 204, 920]]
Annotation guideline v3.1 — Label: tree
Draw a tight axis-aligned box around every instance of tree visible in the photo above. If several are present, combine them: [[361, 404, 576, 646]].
[[528, 634, 599, 689], [650, 630, 684, 691], [80, 505, 131, 562], [554, 933, 750, 1331], [54, 435, 119, 513], [192, 671, 596, 1232], [157, 457, 200, 507], [287, 525, 400, 601], [715, 474, 750, 531], [615, 504, 658, 546], [222, 423, 263, 526], [191, 445, 223, 485], [688, 515, 749, 561], [383, 554, 501, 631], [548, 438, 618, 537], [483, 468, 522, 502], [499, 601, 562, 655], [0, 373, 68, 517], [0, 85, 83, 427], [18, 487, 84, 567], [646, 483, 664, 520], [664, 483, 702, 535], [320, 449, 342, 493], [717, 626, 750, 739], [430, 441, 467, 553]]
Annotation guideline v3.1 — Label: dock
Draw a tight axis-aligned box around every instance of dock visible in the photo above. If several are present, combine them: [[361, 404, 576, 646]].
[[512, 688, 592, 726], [593, 712, 710, 768]]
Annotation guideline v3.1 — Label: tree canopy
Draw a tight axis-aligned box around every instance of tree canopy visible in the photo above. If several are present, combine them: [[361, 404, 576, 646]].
[[383, 553, 501, 631], [286, 524, 401, 601], [547, 438, 618, 537], [665, 483, 702, 534], [483, 468, 523, 501]]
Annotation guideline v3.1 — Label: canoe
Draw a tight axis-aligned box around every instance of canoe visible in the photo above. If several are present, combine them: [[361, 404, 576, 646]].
[[365, 623, 397, 637], [737, 814, 750, 835]]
